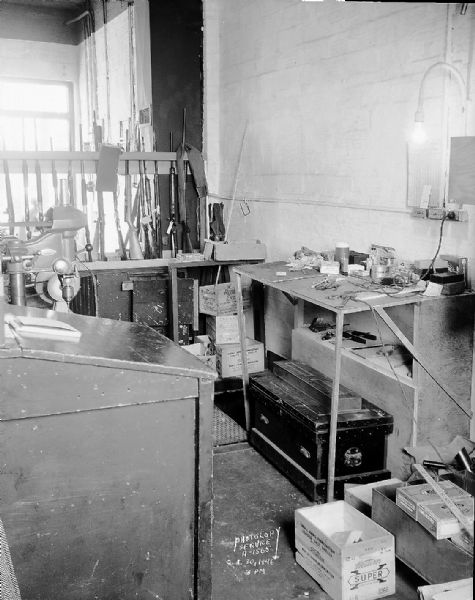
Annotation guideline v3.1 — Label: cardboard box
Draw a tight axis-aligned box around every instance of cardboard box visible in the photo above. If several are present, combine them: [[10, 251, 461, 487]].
[[206, 314, 240, 345], [199, 282, 251, 315], [371, 483, 473, 584], [344, 478, 403, 516], [418, 579, 473, 600], [203, 239, 266, 261], [295, 501, 395, 600], [216, 338, 264, 378], [395, 481, 469, 519], [417, 497, 474, 540], [182, 337, 217, 372]]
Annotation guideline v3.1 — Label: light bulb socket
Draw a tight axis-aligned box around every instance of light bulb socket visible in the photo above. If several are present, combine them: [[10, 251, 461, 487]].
[[414, 109, 424, 123]]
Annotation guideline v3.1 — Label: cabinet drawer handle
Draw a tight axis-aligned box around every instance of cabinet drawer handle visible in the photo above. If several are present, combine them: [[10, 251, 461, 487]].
[[300, 446, 311, 459], [259, 414, 269, 425]]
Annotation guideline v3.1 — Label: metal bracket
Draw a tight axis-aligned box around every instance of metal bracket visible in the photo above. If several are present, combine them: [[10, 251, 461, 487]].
[[282, 291, 298, 306]]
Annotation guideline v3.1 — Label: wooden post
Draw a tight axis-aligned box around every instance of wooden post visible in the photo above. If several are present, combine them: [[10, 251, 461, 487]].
[[170, 265, 179, 342], [327, 310, 344, 502], [235, 271, 250, 431]]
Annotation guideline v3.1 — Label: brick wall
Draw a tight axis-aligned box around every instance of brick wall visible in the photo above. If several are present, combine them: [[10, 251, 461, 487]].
[[203, 1, 475, 276]]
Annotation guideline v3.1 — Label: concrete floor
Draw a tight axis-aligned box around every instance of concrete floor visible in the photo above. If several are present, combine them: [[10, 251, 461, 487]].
[[212, 443, 424, 600]]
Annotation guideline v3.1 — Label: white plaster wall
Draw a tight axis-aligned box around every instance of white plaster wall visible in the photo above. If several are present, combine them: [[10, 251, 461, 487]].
[[0, 37, 78, 83], [203, 1, 475, 435], [203, 1, 475, 274], [78, 0, 152, 149]]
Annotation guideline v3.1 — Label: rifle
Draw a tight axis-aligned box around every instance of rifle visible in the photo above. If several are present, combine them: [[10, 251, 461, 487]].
[[2, 142, 15, 235], [50, 138, 59, 206], [167, 132, 177, 257], [80, 163, 93, 262], [124, 159, 143, 259], [143, 157, 157, 257], [34, 124, 43, 222], [79, 127, 93, 261], [22, 157, 31, 240], [138, 159, 152, 259], [178, 108, 193, 253], [153, 153, 162, 257]]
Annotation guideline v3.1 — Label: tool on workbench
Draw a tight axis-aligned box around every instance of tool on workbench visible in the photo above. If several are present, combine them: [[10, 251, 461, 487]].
[[325, 291, 356, 308], [312, 277, 340, 290], [343, 331, 368, 344], [309, 317, 334, 333], [2, 141, 15, 235], [343, 330, 377, 343]]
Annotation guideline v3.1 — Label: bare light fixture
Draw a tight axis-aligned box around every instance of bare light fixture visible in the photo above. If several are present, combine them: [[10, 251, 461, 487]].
[[413, 61, 468, 143]]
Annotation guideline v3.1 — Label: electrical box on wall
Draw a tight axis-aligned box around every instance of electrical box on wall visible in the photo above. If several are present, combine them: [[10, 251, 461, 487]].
[[411, 207, 469, 222]]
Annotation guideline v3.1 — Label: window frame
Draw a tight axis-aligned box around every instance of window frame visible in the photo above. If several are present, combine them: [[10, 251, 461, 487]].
[[0, 76, 75, 150]]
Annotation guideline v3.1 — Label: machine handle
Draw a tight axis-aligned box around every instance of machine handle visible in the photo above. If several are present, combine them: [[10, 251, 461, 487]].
[[259, 414, 269, 426], [300, 446, 311, 459]]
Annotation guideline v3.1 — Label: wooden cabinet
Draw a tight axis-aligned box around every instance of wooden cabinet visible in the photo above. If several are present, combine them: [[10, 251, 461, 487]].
[[0, 306, 215, 600]]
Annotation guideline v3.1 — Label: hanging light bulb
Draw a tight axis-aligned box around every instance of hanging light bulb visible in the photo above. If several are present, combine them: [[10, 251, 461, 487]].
[[412, 111, 427, 144], [411, 61, 468, 145]]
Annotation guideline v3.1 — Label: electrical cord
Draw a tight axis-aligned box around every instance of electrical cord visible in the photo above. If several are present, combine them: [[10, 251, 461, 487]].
[[420, 213, 449, 282]]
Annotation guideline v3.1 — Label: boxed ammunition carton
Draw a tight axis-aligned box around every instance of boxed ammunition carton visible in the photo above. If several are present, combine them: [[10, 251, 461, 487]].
[[372, 483, 473, 584], [216, 338, 264, 378], [417, 497, 474, 540], [395, 481, 470, 519], [205, 314, 240, 345], [295, 501, 395, 600]]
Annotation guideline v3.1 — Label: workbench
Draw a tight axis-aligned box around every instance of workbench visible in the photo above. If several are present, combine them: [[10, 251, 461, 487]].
[[233, 261, 474, 502], [0, 305, 216, 599]]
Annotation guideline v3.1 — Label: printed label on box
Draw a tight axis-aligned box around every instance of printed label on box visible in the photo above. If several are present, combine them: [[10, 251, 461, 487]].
[[216, 339, 264, 378], [199, 283, 251, 316]]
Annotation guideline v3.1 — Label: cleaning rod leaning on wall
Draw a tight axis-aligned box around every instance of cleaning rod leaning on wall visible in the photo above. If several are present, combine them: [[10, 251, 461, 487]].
[[215, 122, 248, 285]]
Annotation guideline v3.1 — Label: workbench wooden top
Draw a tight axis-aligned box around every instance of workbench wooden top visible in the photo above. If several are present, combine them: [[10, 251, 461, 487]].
[[234, 260, 473, 314], [1, 305, 216, 380]]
